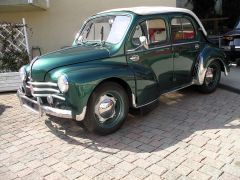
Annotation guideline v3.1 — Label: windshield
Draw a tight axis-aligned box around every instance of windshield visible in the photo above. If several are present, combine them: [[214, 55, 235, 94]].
[[77, 15, 131, 44]]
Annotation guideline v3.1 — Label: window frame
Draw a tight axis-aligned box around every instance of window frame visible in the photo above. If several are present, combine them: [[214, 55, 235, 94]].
[[128, 16, 170, 51], [170, 16, 197, 43]]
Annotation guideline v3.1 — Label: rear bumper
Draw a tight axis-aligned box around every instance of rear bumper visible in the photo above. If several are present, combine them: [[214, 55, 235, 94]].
[[17, 88, 86, 121]]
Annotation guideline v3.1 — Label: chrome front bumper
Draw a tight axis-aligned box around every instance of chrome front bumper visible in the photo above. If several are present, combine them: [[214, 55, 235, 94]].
[[17, 89, 86, 121]]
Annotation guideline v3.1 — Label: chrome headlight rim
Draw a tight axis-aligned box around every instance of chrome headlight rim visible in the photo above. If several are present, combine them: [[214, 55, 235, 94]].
[[57, 74, 69, 93], [19, 66, 27, 81]]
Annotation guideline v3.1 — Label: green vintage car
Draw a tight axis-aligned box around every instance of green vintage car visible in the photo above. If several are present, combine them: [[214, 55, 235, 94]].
[[17, 7, 230, 135]]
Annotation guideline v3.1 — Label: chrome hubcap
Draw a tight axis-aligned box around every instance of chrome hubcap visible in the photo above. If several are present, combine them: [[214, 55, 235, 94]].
[[95, 95, 116, 123]]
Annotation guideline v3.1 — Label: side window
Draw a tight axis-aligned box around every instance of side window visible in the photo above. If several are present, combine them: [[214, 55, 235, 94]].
[[147, 19, 167, 44], [131, 18, 167, 48], [171, 17, 195, 42]]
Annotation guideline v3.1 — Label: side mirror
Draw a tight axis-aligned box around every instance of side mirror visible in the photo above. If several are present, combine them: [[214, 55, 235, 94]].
[[139, 36, 149, 49]]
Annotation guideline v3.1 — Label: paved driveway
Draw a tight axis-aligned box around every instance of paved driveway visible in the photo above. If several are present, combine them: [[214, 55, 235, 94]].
[[0, 88, 240, 180]]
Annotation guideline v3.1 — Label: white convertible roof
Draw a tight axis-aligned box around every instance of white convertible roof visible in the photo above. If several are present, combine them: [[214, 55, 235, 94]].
[[99, 6, 207, 36]]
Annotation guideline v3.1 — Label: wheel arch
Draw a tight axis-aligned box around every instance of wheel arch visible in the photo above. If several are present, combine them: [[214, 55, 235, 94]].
[[89, 77, 134, 108]]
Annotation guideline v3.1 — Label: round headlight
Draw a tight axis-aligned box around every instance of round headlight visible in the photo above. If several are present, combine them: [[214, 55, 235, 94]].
[[19, 66, 27, 81], [58, 75, 69, 93]]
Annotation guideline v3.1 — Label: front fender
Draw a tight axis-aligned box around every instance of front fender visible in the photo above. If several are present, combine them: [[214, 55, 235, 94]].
[[47, 62, 136, 115], [194, 45, 230, 85]]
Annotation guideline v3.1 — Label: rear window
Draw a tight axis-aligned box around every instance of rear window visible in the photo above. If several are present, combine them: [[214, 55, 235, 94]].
[[171, 17, 195, 42]]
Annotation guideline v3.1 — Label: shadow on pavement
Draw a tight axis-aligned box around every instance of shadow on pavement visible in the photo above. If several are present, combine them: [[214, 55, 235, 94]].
[[45, 87, 240, 154], [0, 104, 12, 116]]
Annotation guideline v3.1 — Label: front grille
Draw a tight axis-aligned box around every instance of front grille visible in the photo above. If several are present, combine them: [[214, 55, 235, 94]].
[[26, 81, 65, 101]]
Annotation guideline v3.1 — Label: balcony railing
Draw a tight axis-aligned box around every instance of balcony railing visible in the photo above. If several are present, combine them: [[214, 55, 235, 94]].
[[0, 0, 49, 12]]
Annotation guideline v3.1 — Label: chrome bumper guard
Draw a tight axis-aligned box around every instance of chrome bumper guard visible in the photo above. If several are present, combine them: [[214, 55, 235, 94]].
[[17, 89, 86, 121]]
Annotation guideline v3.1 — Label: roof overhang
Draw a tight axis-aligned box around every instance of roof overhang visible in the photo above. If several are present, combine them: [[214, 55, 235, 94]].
[[0, 0, 49, 12]]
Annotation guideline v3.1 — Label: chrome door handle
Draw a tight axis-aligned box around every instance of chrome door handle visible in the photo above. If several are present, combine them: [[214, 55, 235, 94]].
[[195, 44, 200, 50], [129, 55, 140, 62]]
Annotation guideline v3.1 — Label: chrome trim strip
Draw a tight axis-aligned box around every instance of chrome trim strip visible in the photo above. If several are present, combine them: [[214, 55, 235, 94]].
[[132, 82, 194, 108], [172, 41, 199, 47], [127, 41, 199, 54], [162, 82, 194, 95], [52, 94, 65, 101], [32, 93, 65, 101], [235, 46, 240, 49], [132, 93, 158, 108], [127, 44, 171, 54], [29, 82, 58, 87], [32, 87, 60, 93]]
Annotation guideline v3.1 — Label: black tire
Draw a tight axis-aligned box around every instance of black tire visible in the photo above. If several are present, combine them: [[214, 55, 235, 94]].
[[198, 60, 221, 93], [83, 82, 129, 135]]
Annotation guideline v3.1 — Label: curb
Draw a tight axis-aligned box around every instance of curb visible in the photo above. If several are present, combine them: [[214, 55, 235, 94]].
[[219, 83, 240, 94]]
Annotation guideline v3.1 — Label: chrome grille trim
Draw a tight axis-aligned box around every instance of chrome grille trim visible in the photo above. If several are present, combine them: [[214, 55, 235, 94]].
[[28, 82, 58, 87], [32, 87, 60, 93], [27, 81, 64, 101]]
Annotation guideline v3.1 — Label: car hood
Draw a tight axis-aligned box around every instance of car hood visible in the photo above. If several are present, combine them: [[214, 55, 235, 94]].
[[30, 45, 110, 81], [224, 29, 240, 37]]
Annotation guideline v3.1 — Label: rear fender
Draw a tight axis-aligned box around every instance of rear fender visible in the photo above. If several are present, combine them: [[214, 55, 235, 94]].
[[194, 45, 230, 85]]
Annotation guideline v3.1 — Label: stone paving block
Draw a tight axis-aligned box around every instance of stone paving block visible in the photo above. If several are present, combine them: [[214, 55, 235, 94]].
[[16, 168, 33, 178], [188, 170, 211, 180], [145, 174, 164, 180], [222, 164, 240, 177], [51, 162, 70, 173], [35, 165, 54, 177], [202, 157, 225, 169], [156, 158, 179, 170], [42, 157, 59, 166], [8, 162, 26, 173], [133, 158, 152, 169], [93, 173, 113, 180], [115, 161, 136, 172], [107, 167, 128, 179], [103, 155, 122, 165], [71, 161, 89, 171], [130, 167, 151, 179], [147, 164, 167, 176], [45, 172, 66, 180], [181, 159, 203, 170], [81, 166, 102, 178], [175, 164, 193, 176], [219, 172, 240, 180], [26, 160, 43, 169], [199, 164, 223, 178]]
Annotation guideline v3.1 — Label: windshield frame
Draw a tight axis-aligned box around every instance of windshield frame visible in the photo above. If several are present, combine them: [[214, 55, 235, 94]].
[[74, 13, 133, 46]]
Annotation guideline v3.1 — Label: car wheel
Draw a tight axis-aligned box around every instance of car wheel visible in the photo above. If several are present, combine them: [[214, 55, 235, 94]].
[[83, 82, 129, 135], [197, 60, 221, 93]]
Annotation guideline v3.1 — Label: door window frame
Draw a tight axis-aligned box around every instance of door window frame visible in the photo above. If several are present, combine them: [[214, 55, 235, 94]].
[[126, 16, 170, 53], [170, 15, 198, 43]]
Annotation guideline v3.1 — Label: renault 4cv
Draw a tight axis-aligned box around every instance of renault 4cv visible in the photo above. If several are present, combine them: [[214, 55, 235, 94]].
[[17, 7, 231, 135]]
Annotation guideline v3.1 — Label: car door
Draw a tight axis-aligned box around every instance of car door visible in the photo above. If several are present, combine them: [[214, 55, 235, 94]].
[[126, 16, 174, 106], [170, 16, 200, 87]]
